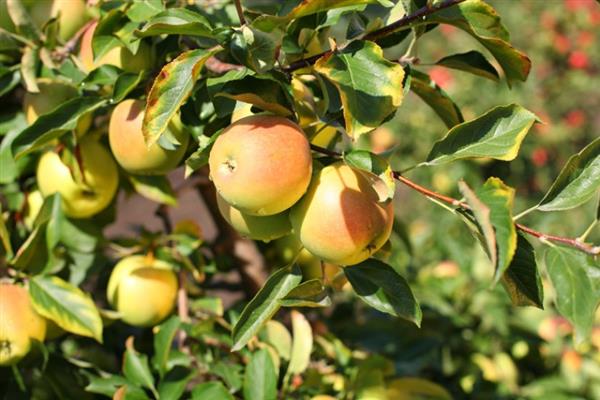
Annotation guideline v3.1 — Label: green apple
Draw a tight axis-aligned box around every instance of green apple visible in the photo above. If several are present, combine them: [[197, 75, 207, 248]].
[[107, 255, 178, 327], [36, 138, 119, 218], [30, 0, 90, 41]]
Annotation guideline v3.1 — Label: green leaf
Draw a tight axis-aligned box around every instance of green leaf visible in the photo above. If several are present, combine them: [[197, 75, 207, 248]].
[[6, 0, 41, 41], [123, 337, 157, 396], [0, 205, 13, 259], [426, 104, 538, 165], [191, 382, 233, 400], [473, 178, 517, 281], [259, 320, 292, 360], [152, 316, 181, 377], [545, 247, 599, 343], [344, 259, 421, 325], [279, 279, 332, 308], [435, 50, 499, 81], [286, 310, 313, 376], [501, 233, 544, 308], [84, 372, 128, 397], [0, 113, 28, 184], [157, 367, 192, 400], [231, 264, 303, 351], [29, 276, 103, 342], [344, 150, 395, 200], [136, 8, 213, 38], [410, 69, 464, 129], [424, 0, 530, 86], [230, 26, 280, 74], [184, 133, 221, 177], [82, 65, 121, 87], [126, 0, 165, 23], [243, 349, 278, 400], [315, 40, 404, 139], [113, 71, 146, 103], [128, 175, 178, 206], [12, 97, 108, 158], [143, 48, 218, 147], [538, 137, 600, 212], [20, 46, 39, 92]]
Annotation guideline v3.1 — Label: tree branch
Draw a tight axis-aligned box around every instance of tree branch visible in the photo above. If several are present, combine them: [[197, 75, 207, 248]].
[[309, 144, 599, 256], [234, 0, 246, 25], [282, 0, 466, 73]]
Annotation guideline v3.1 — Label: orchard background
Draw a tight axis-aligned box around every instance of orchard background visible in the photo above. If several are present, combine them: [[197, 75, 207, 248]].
[[0, 0, 599, 399]]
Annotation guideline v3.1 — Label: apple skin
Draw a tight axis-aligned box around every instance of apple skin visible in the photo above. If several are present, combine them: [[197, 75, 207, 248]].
[[107, 255, 178, 327], [290, 162, 394, 266], [30, 0, 89, 40], [274, 234, 322, 280], [217, 192, 291, 242], [209, 115, 312, 216], [0, 284, 47, 366], [23, 78, 92, 136], [36, 138, 119, 219], [79, 21, 154, 73], [108, 99, 189, 175]]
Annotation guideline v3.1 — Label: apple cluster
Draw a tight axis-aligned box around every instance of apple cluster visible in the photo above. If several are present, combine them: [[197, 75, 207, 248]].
[[209, 115, 394, 267]]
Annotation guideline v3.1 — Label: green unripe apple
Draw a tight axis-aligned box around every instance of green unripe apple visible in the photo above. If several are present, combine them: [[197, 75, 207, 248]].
[[107, 255, 178, 327], [30, 0, 90, 41], [23, 78, 92, 136], [79, 21, 154, 73], [217, 192, 292, 242], [0, 284, 47, 366], [108, 99, 189, 175], [290, 162, 394, 266], [209, 115, 312, 216], [274, 234, 322, 280], [36, 138, 119, 218]]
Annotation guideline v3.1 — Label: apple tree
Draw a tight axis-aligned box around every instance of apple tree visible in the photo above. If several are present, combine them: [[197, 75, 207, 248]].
[[0, 0, 599, 398]]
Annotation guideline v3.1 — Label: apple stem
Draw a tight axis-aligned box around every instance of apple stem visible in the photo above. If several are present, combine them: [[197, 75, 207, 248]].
[[309, 144, 600, 256], [234, 0, 246, 26]]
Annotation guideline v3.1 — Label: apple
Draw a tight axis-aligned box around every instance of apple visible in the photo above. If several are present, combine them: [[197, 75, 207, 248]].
[[23, 189, 44, 229], [217, 192, 291, 242], [36, 138, 119, 218], [0, 284, 47, 366], [79, 21, 154, 73], [23, 78, 92, 136], [209, 115, 312, 216], [30, 0, 90, 41], [274, 234, 323, 280], [290, 162, 394, 266], [108, 99, 189, 175], [107, 255, 178, 327]]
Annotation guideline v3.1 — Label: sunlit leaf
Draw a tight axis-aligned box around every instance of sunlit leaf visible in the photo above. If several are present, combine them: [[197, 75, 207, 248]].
[[124, 337, 157, 396], [136, 8, 213, 38], [243, 349, 277, 400], [286, 310, 313, 376], [128, 175, 178, 206]]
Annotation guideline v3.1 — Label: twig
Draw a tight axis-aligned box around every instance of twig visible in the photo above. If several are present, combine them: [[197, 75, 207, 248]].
[[309, 144, 599, 256], [282, 0, 466, 73], [234, 0, 246, 25], [53, 20, 95, 61]]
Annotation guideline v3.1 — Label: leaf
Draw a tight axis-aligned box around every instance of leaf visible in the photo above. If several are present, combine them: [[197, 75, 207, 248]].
[[82, 65, 121, 87], [501, 233, 544, 308], [191, 382, 233, 400], [143, 48, 218, 146], [279, 279, 332, 308], [158, 367, 193, 400], [243, 349, 277, 400], [29, 276, 103, 342], [231, 264, 303, 351], [286, 310, 313, 376], [128, 175, 178, 206], [6, 0, 41, 41], [230, 26, 280, 74], [387, 377, 452, 400], [0, 205, 13, 259], [314, 40, 404, 139], [474, 178, 517, 281], [20, 46, 39, 92], [84, 372, 128, 397], [426, 104, 538, 165], [126, 0, 164, 23], [153, 316, 181, 377], [435, 50, 499, 81], [136, 8, 213, 38], [12, 97, 107, 158], [259, 320, 292, 360], [344, 150, 395, 200], [410, 69, 464, 129], [0, 113, 28, 184], [184, 133, 221, 177], [545, 247, 599, 343], [538, 137, 600, 212], [344, 259, 421, 325], [113, 71, 146, 103], [123, 337, 157, 396], [423, 0, 531, 86]]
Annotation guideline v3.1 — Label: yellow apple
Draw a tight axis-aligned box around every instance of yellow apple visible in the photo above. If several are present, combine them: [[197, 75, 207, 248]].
[[36, 138, 119, 218], [217, 192, 291, 242], [23, 189, 44, 229], [209, 115, 312, 216], [30, 0, 90, 41], [107, 255, 178, 327], [108, 99, 189, 175], [290, 162, 394, 266], [0, 284, 47, 366], [23, 78, 92, 136], [274, 234, 322, 280], [79, 21, 154, 73]]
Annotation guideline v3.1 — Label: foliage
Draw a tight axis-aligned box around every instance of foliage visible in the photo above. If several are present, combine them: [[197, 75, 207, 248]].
[[0, 0, 599, 399]]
